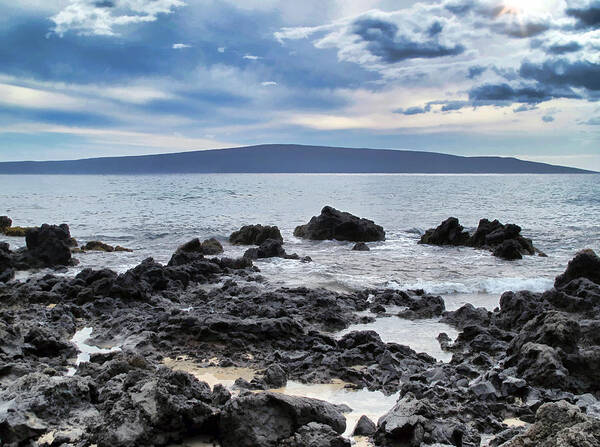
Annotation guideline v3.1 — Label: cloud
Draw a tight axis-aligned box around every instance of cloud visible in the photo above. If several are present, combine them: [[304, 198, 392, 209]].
[[441, 100, 469, 111], [546, 41, 583, 54], [172, 43, 191, 49], [467, 65, 487, 79], [542, 114, 555, 122], [566, 1, 600, 28], [243, 54, 261, 60], [351, 17, 465, 63], [261, 81, 278, 86], [581, 116, 600, 125], [513, 104, 538, 112], [519, 58, 600, 91], [468, 83, 576, 105], [51, 0, 185, 36], [218, 47, 226, 53], [394, 105, 431, 115]]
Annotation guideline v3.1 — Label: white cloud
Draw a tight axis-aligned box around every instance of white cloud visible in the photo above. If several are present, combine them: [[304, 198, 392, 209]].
[[172, 43, 192, 49], [51, 0, 186, 36], [243, 54, 261, 60], [218, 46, 226, 53], [261, 81, 278, 86]]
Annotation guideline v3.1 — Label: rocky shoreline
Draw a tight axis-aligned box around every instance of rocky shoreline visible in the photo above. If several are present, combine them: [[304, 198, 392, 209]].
[[1, 210, 599, 447]]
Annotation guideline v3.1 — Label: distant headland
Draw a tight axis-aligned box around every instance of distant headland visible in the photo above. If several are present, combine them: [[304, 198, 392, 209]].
[[0, 144, 594, 174]]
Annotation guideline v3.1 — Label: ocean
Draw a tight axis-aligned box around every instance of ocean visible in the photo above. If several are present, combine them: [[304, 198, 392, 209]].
[[2, 173, 598, 359]]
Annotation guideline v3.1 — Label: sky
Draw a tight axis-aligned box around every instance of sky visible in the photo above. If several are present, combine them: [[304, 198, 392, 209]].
[[0, 0, 599, 170]]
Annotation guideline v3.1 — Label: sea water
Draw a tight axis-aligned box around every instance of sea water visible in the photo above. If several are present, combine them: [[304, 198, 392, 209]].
[[1, 173, 598, 356]]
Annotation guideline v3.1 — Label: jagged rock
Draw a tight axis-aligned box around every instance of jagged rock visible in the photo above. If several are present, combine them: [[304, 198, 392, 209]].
[[419, 217, 470, 246], [352, 242, 370, 251], [0, 215, 12, 230], [281, 422, 351, 447], [0, 242, 14, 283], [201, 238, 224, 255], [263, 363, 287, 388], [555, 249, 600, 289], [353, 415, 377, 436], [229, 225, 283, 245], [419, 217, 540, 260], [376, 393, 480, 447], [17, 224, 74, 268], [294, 206, 385, 242], [244, 239, 286, 259], [219, 392, 346, 447], [501, 400, 600, 446], [493, 240, 523, 260]]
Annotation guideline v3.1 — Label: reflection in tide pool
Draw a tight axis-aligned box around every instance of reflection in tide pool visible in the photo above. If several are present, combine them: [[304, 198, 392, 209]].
[[337, 317, 460, 362]]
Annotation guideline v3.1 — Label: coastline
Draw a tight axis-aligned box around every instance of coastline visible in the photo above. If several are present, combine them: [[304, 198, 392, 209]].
[[1, 214, 599, 446]]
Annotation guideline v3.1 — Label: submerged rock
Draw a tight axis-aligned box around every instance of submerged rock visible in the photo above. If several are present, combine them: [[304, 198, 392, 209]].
[[294, 206, 385, 242], [229, 225, 283, 245], [82, 240, 133, 252], [352, 242, 370, 251]]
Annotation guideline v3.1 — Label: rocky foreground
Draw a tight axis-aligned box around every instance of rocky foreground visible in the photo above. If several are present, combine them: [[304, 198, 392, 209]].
[[1, 220, 599, 447]]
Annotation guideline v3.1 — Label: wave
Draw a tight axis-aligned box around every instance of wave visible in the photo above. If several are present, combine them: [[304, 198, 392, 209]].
[[392, 276, 554, 295]]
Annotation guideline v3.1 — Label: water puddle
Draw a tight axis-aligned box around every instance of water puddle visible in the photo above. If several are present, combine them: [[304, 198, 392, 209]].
[[336, 317, 459, 362], [67, 327, 121, 376], [162, 359, 399, 440], [163, 357, 256, 389]]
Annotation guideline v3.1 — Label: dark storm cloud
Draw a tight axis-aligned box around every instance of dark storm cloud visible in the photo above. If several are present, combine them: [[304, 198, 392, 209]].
[[93, 1, 115, 8], [519, 58, 600, 91], [566, 3, 600, 28], [351, 17, 465, 63], [468, 83, 579, 105], [546, 41, 583, 54], [467, 65, 487, 79]]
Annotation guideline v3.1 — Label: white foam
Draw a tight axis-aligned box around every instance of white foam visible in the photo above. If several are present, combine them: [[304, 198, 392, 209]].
[[396, 276, 554, 295]]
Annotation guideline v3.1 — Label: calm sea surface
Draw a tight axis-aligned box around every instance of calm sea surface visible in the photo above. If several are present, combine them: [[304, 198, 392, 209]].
[[1, 173, 599, 358]]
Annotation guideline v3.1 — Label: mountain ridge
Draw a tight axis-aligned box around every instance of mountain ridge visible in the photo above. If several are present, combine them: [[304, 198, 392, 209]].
[[0, 144, 594, 174]]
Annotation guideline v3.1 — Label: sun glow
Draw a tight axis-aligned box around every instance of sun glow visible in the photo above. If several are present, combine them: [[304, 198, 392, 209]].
[[498, 0, 553, 15]]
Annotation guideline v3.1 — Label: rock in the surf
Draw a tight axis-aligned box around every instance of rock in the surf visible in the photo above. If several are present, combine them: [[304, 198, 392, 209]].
[[419, 217, 470, 246], [554, 249, 600, 289], [0, 215, 12, 230], [229, 224, 283, 245], [420, 217, 541, 260], [353, 415, 377, 436], [352, 242, 370, 251], [176, 237, 223, 255], [12, 224, 75, 268], [294, 206, 385, 242]]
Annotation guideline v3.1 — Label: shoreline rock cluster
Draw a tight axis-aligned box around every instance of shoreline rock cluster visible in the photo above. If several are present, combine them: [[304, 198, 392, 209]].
[[1, 211, 598, 447], [420, 217, 546, 260]]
